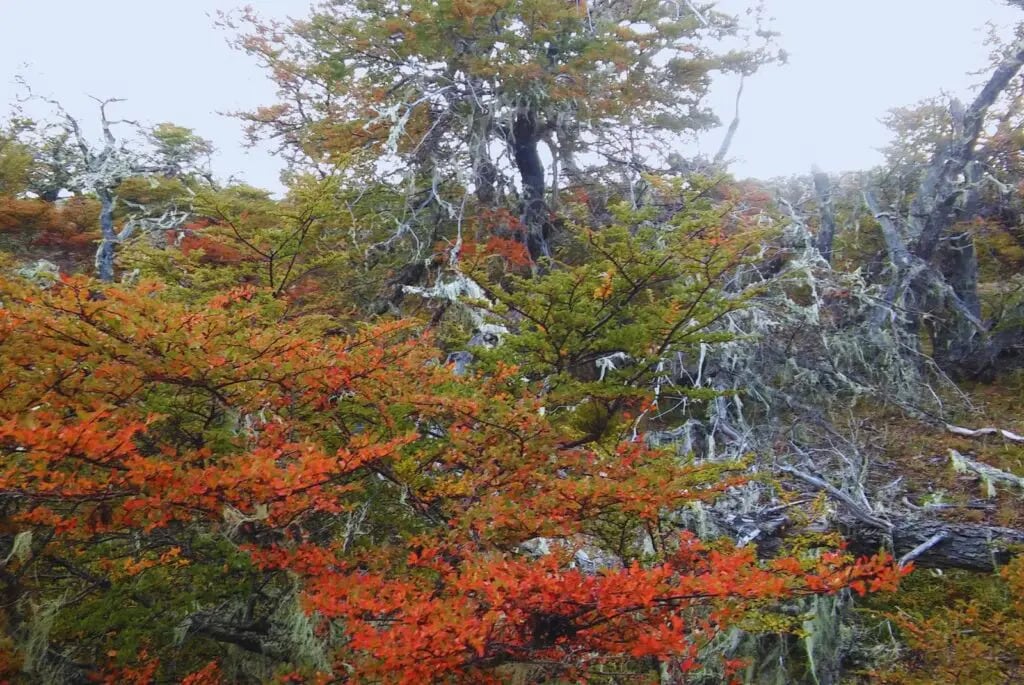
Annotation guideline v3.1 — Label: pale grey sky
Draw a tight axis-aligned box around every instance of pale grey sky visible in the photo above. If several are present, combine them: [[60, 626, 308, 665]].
[[1, 1, 1020, 192], [705, 0, 1021, 178]]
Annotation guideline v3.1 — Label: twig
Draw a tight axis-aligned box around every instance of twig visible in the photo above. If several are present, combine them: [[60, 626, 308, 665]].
[[683, 0, 710, 26]]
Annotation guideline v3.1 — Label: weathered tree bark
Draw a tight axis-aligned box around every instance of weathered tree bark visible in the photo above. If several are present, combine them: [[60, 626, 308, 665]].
[[863, 190, 920, 330], [929, 230, 983, 373], [95, 188, 117, 282], [713, 76, 744, 167], [474, 147, 498, 206], [468, 98, 498, 206], [184, 610, 290, 661], [842, 515, 1024, 572], [511, 111, 551, 262], [930, 160, 1001, 375], [910, 38, 1024, 260]]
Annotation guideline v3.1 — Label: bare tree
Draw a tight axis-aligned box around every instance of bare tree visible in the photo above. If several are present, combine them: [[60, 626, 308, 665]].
[[18, 83, 208, 281], [865, 33, 1024, 375]]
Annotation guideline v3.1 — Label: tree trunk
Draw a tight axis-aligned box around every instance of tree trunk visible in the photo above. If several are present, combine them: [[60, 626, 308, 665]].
[[511, 111, 550, 262], [929, 228, 984, 374], [470, 108, 497, 206], [813, 168, 837, 263], [779, 467, 1024, 572], [866, 38, 1024, 375], [909, 38, 1024, 260], [95, 190, 116, 282]]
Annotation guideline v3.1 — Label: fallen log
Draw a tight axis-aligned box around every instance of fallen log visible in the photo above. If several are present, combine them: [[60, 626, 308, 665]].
[[783, 466, 1024, 572], [841, 514, 1024, 572]]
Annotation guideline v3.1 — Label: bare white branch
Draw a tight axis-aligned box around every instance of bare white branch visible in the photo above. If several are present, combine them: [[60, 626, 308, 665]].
[[898, 532, 947, 567], [945, 423, 1024, 442]]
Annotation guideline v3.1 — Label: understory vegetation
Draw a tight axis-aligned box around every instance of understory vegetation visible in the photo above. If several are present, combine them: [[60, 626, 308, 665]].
[[1, 1, 1024, 683]]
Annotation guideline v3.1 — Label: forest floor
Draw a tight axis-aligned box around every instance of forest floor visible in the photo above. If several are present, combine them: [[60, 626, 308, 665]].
[[863, 374, 1024, 530], [848, 373, 1024, 683]]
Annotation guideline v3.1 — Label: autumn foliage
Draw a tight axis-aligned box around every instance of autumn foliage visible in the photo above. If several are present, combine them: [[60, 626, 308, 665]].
[[0, 264, 907, 682], [1, 0, 963, 680], [0, 196, 99, 267]]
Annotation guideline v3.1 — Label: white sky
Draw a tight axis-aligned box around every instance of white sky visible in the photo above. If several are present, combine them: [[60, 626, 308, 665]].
[[0, 0, 1020, 193], [705, 0, 1021, 178]]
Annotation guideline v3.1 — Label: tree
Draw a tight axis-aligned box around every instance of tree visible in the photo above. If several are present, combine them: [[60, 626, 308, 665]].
[[123, 176, 355, 306], [19, 3, 1024, 683], [147, 122, 215, 180], [14, 86, 214, 281], [227, 0, 778, 268], [0, 118, 35, 197], [863, 27, 1024, 376]]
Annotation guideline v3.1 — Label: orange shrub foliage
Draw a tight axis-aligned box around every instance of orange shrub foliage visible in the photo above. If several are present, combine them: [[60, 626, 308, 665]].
[[0, 275, 906, 682], [178, 232, 249, 265], [870, 557, 1024, 684], [0, 196, 99, 268]]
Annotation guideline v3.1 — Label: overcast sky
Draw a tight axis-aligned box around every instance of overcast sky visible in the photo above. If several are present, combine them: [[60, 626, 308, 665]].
[[1, 0, 1020, 193]]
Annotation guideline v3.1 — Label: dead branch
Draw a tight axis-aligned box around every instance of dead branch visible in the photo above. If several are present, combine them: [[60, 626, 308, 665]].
[[950, 448, 1024, 497], [778, 466, 892, 532], [945, 423, 1024, 442], [813, 166, 837, 263], [911, 36, 1024, 259], [713, 76, 745, 166]]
